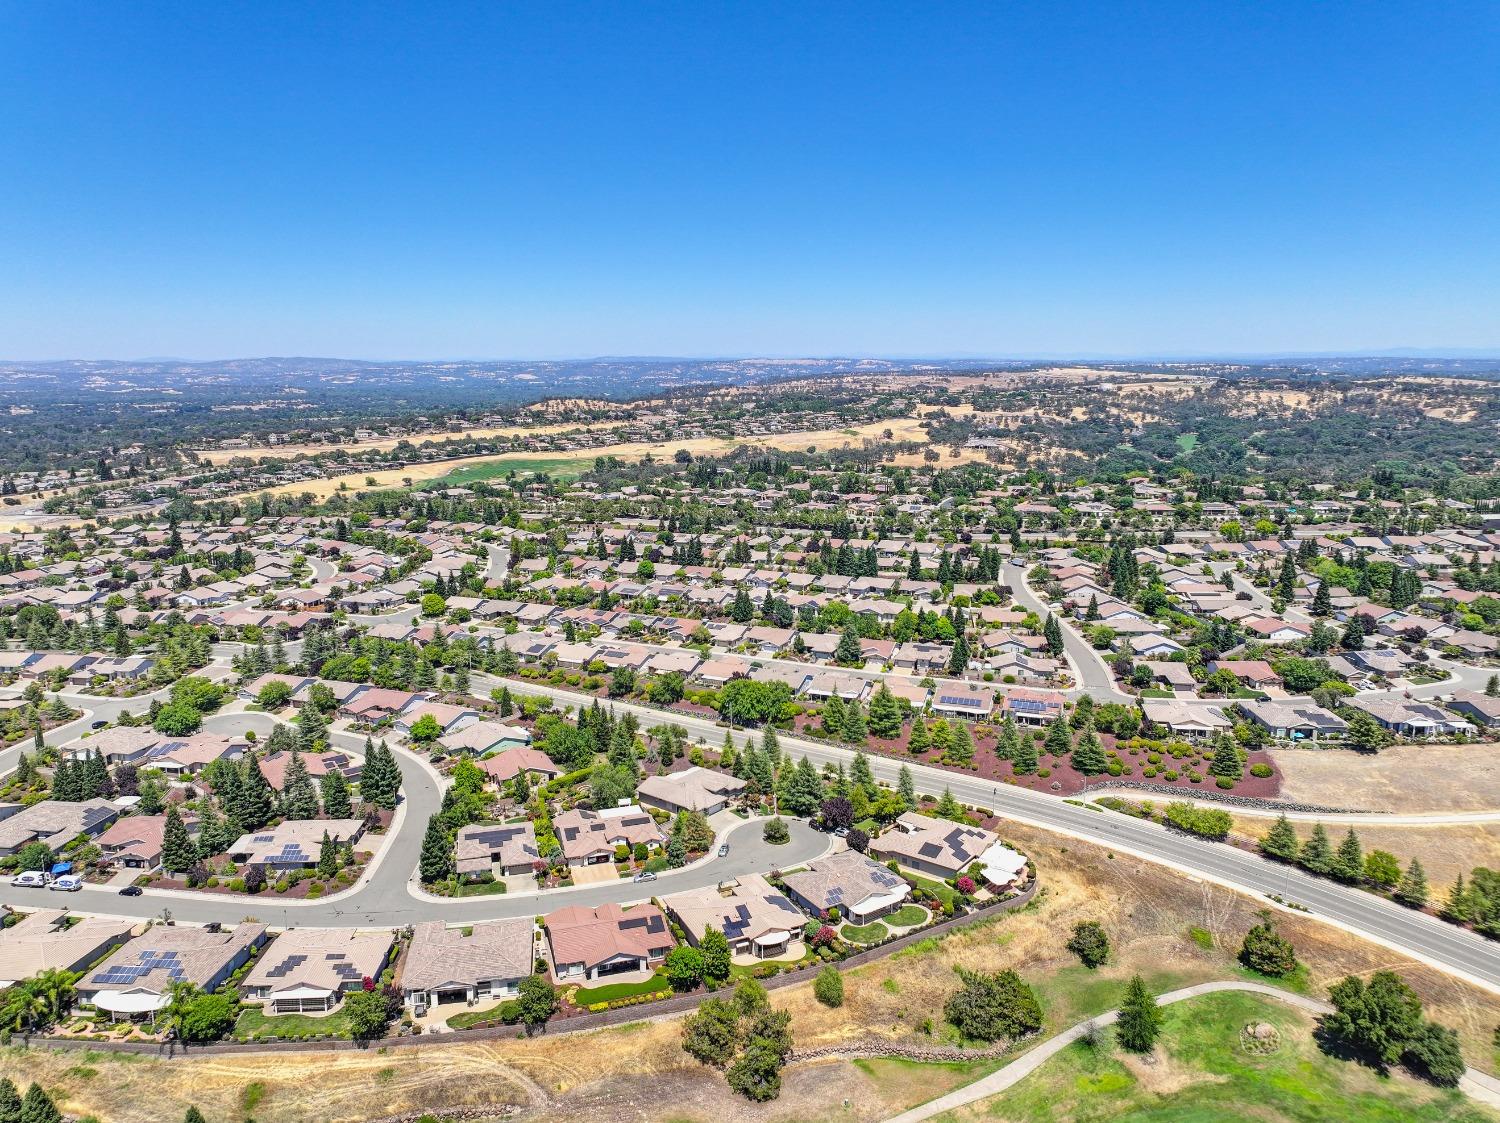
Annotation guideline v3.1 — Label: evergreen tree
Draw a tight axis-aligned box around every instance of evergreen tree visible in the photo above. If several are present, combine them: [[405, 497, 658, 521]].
[[896, 764, 916, 811], [320, 768, 353, 818], [234, 754, 275, 831], [1259, 814, 1300, 863], [317, 830, 339, 878], [1298, 823, 1334, 875], [1208, 733, 1243, 782], [18, 1082, 60, 1123], [1044, 715, 1072, 758], [1043, 613, 1064, 656], [867, 684, 904, 738], [1114, 975, 1163, 1053], [906, 718, 930, 755], [1070, 728, 1107, 776], [360, 741, 401, 810], [850, 750, 877, 798], [1394, 858, 1430, 909], [1332, 827, 1365, 884], [947, 634, 970, 675], [280, 749, 320, 820], [834, 624, 863, 666], [0, 1080, 20, 1123], [161, 804, 196, 873], [936, 787, 962, 819], [1012, 732, 1039, 775], [419, 815, 453, 883]]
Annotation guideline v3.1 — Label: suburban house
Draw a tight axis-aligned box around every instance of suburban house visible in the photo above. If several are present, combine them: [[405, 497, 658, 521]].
[[78, 922, 268, 1021], [0, 909, 135, 988], [1448, 690, 1500, 729], [227, 818, 367, 869], [240, 928, 395, 1014], [401, 919, 535, 1014], [455, 822, 540, 877], [544, 902, 673, 981], [438, 720, 532, 755], [1236, 699, 1348, 742], [477, 747, 560, 787], [1345, 698, 1473, 738], [781, 850, 911, 923], [637, 766, 747, 816], [0, 798, 118, 856], [1141, 699, 1233, 740], [868, 812, 997, 880], [662, 874, 805, 959], [1000, 687, 1066, 726], [94, 815, 169, 872], [553, 805, 666, 867]]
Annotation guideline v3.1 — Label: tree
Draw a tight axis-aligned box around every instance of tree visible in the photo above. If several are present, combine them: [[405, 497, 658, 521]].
[[1208, 733, 1242, 782], [664, 945, 705, 990], [1012, 732, 1038, 775], [700, 926, 732, 981], [14, 842, 51, 873], [515, 974, 558, 1032], [360, 740, 401, 810], [1364, 849, 1401, 891], [256, 679, 293, 709], [1332, 827, 1364, 884], [1344, 711, 1391, 753], [1070, 729, 1107, 777], [1395, 858, 1430, 909], [1043, 613, 1064, 656], [172, 987, 239, 1043], [343, 988, 392, 1040], [682, 997, 741, 1066], [0, 1080, 19, 1123], [1403, 1020, 1466, 1087], [1045, 715, 1072, 758], [153, 702, 202, 736], [1065, 921, 1110, 968], [896, 764, 916, 810], [1114, 975, 1163, 1053], [419, 815, 453, 883], [727, 1003, 793, 1102], [280, 748, 320, 820], [1239, 915, 1299, 978], [1324, 971, 1425, 1068], [834, 623, 863, 666], [161, 805, 196, 874], [850, 749, 877, 798], [1259, 815, 1300, 863], [408, 713, 443, 743], [814, 965, 844, 1008], [1298, 823, 1334, 875], [17, 1084, 59, 1123], [943, 967, 1043, 1042], [320, 767, 353, 818], [185, 1109, 208, 1123], [763, 817, 790, 845]]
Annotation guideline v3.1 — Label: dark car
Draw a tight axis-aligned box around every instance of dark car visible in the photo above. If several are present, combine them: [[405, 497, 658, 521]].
[[118, 885, 144, 896], [90, 720, 109, 730]]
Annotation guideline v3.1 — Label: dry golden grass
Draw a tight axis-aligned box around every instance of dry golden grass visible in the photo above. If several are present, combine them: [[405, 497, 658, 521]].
[[1228, 815, 1500, 897], [193, 418, 631, 465], [10, 822, 1499, 1123], [1274, 743, 1500, 813], [231, 418, 932, 501]]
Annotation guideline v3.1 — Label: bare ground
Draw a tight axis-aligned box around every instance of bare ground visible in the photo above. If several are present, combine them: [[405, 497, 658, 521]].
[[9, 821, 1500, 1123], [1273, 743, 1500, 813]]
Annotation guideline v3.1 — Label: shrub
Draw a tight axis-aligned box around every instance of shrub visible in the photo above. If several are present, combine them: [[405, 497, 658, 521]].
[[762, 818, 790, 845], [813, 966, 844, 1008], [1065, 921, 1110, 968], [1249, 763, 1273, 778]]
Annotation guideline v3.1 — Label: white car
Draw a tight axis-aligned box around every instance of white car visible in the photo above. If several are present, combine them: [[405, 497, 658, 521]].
[[49, 875, 83, 892], [11, 871, 47, 888]]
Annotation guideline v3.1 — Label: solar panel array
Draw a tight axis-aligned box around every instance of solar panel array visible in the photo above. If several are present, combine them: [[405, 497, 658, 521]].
[[938, 694, 985, 709], [92, 949, 185, 986], [1008, 697, 1050, 714]]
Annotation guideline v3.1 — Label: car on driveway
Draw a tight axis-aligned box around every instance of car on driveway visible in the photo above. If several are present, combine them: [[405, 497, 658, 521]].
[[717, 843, 730, 857], [118, 885, 144, 897]]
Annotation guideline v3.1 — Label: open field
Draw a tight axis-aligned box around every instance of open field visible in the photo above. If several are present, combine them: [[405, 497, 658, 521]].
[[935, 989, 1494, 1123], [424, 455, 598, 486], [8, 821, 1499, 1123], [1228, 815, 1500, 897], [231, 417, 933, 501], [192, 418, 631, 465], [1274, 743, 1500, 813]]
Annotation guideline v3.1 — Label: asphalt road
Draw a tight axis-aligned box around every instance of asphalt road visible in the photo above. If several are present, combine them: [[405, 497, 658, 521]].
[[1004, 560, 1130, 701]]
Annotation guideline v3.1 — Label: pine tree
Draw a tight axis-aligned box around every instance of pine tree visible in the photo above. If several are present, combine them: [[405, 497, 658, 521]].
[[1044, 716, 1072, 758], [18, 1081, 60, 1123], [1115, 975, 1163, 1054], [1298, 823, 1334, 875], [185, 1108, 208, 1123], [896, 764, 916, 811], [1259, 815, 1301, 863], [419, 815, 453, 883], [1442, 873, 1471, 923], [161, 805, 196, 874], [317, 830, 339, 878], [936, 787, 962, 819], [850, 750, 877, 798], [320, 768, 353, 818], [0, 1077, 21, 1123], [906, 718, 930, 755], [1012, 732, 1039, 775], [281, 749, 320, 820], [1394, 858, 1429, 909], [360, 741, 401, 810], [1070, 729, 1107, 777], [834, 623, 863, 666], [1208, 734, 1242, 782], [1043, 614, 1064, 656], [1332, 828, 1364, 884], [234, 753, 275, 831], [994, 714, 1020, 762], [947, 634, 970, 675], [868, 684, 904, 739], [840, 700, 867, 744]]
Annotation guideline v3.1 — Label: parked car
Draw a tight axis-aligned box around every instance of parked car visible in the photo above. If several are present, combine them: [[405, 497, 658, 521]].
[[49, 875, 83, 892], [90, 720, 109, 730], [833, 826, 850, 838], [717, 843, 730, 857], [633, 870, 657, 883], [118, 885, 144, 897], [11, 871, 47, 888]]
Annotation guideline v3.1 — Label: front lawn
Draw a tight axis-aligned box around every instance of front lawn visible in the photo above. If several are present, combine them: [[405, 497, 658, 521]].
[[233, 1005, 351, 1041], [942, 990, 1489, 1123]]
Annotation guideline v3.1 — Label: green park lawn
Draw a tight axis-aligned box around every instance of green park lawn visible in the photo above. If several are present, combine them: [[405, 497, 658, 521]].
[[425, 456, 596, 487], [933, 990, 1493, 1123]]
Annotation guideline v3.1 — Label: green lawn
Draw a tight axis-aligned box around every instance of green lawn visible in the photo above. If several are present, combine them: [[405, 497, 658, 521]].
[[425, 455, 596, 487], [883, 904, 929, 928], [233, 1005, 351, 1041], [903, 871, 959, 909], [570, 972, 670, 1004], [446, 1006, 508, 1030], [933, 990, 1492, 1123], [1175, 432, 1199, 453], [842, 920, 890, 944]]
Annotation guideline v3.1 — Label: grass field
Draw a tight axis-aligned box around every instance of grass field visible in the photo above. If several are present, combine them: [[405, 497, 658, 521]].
[[424, 455, 596, 486], [936, 990, 1494, 1123]]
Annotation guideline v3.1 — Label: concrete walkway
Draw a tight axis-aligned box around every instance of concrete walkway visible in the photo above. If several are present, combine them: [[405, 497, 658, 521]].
[[881, 979, 1500, 1122]]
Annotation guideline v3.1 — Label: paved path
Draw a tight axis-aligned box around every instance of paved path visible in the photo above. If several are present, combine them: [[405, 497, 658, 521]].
[[881, 980, 1500, 1122]]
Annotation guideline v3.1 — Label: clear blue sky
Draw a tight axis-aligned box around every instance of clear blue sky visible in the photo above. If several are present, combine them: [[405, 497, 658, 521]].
[[2, 2, 1497, 360]]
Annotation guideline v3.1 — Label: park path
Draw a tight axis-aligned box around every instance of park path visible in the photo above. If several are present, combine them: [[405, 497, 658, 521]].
[[879, 979, 1500, 1122]]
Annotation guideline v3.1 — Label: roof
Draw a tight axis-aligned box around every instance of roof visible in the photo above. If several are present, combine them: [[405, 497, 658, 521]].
[[782, 849, 909, 913], [871, 812, 998, 873], [455, 822, 539, 873], [637, 766, 747, 812], [82, 922, 266, 997], [402, 919, 534, 991], [229, 818, 366, 865], [544, 902, 671, 969], [241, 928, 394, 996], [0, 909, 135, 986], [661, 873, 804, 944]]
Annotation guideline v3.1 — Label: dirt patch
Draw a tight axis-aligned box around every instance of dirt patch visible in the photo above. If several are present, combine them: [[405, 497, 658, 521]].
[[1118, 1048, 1225, 1095], [1274, 743, 1500, 813]]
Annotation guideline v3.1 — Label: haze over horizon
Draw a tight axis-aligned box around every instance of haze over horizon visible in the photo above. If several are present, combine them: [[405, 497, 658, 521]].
[[3, 3, 1497, 360]]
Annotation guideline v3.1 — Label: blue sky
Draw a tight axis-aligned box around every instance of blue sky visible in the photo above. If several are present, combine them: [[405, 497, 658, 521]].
[[2, 2, 1497, 359]]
